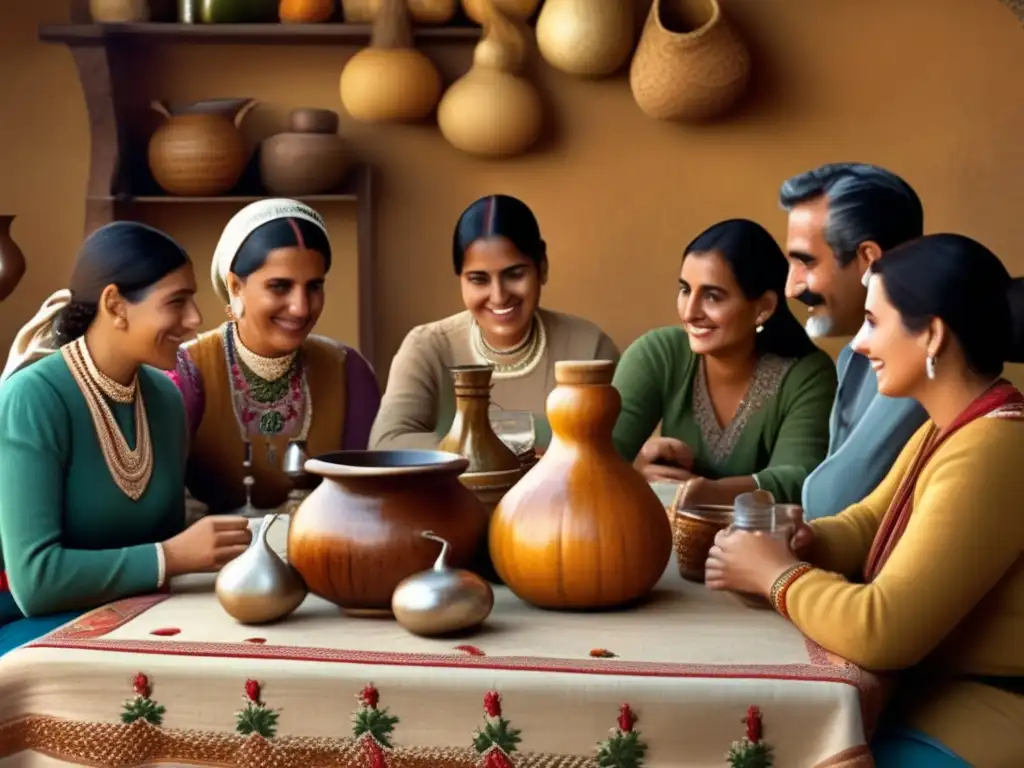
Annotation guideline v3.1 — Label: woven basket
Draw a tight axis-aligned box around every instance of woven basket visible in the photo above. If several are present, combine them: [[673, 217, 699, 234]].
[[630, 0, 751, 122]]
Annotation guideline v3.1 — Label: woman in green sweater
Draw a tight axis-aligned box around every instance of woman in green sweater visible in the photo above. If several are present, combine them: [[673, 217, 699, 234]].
[[612, 218, 837, 506], [0, 222, 252, 656]]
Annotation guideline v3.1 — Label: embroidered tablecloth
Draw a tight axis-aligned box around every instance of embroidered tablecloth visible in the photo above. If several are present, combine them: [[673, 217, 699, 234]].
[[0, 518, 879, 768]]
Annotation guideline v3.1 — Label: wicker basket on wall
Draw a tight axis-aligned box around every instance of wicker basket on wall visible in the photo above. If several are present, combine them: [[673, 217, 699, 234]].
[[629, 0, 751, 122]]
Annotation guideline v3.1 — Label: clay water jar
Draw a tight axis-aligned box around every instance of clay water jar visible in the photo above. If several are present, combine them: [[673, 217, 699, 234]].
[[287, 450, 489, 616], [147, 98, 256, 196]]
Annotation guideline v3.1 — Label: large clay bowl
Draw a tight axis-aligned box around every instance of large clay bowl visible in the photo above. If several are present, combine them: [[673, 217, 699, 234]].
[[288, 450, 489, 616]]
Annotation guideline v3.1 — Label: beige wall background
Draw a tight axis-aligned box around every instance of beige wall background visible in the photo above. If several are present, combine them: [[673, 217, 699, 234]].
[[0, 0, 1022, 382]]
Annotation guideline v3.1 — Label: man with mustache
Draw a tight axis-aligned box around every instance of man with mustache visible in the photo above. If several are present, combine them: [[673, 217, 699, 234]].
[[780, 163, 927, 519]]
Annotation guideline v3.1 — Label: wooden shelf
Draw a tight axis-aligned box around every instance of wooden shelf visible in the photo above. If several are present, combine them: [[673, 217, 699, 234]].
[[91, 194, 359, 204], [39, 22, 482, 45], [38, 3, 386, 360]]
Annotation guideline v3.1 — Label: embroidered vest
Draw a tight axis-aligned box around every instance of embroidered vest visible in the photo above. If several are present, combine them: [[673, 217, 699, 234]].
[[185, 327, 347, 512]]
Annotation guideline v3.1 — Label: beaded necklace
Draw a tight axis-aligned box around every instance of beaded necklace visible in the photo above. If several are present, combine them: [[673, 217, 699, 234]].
[[470, 313, 547, 380], [62, 337, 153, 501], [222, 323, 312, 466]]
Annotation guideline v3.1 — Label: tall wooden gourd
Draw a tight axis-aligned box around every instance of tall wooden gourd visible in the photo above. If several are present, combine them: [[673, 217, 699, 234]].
[[489, 361, 672, 609], [339, 0, 443, 123], [437, 0, 543, 158]]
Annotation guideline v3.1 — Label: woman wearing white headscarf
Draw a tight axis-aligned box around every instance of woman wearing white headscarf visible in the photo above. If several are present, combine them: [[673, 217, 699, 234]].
[[169, 199, 380, 514]]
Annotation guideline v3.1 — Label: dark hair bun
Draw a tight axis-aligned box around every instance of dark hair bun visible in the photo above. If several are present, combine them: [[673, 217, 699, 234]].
[[52, 301, 99, 347]]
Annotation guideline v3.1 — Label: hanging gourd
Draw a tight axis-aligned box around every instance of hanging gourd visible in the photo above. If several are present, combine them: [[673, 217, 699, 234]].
[[536, 0, 635, 78], [489, 361, 673, 610], [339, 0, 443, 123], [630, 0, 751, 122], [279, 0, 335, 22], [461, 0, 539, 25], [436, 0, 543, 158]]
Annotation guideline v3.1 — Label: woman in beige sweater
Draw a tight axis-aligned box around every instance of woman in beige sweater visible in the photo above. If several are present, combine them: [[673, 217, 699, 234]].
[[369, 194, 619, 451]]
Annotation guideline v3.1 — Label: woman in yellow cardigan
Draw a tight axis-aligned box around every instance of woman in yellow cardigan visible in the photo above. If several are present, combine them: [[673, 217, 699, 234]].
[[705, 233, 1024, 768]]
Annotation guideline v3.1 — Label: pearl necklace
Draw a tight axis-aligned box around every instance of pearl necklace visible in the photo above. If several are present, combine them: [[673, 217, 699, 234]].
[[231, 323, 296, 382], [470, 313, 547, 380], [80, 343, 137, 403], [62, 337, 153, 501]]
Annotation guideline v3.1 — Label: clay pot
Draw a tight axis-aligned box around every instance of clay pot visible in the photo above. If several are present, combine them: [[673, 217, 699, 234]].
[[90, 0, 149, 21], [671, 504, 730, 582], [630, 0, 751, 122], [340, 0, 443, 123], [148, 98, 256, 196], [437, 1, 543, 158], [490, 361, 672, 609], [288, 450, 490, 615], [0, 216, 26, 303], [536, 0, 635, 77], [259, 109, 353, 196], [342, 0, 457, 24], [461, 0, 539, 24]]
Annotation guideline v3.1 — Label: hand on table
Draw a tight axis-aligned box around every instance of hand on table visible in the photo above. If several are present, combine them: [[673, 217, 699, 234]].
[[704, 527, 802, 598], [162, 515, 252, 578], [634, 437, 696, 483]]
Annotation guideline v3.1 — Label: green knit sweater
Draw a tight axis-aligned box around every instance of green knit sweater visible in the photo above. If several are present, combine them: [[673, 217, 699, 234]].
[[0, 352, 187, 625], [611, 327, 837, 503]]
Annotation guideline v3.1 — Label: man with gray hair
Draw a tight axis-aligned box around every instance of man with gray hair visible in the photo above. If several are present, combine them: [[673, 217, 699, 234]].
[[780, 163, 927, 520]]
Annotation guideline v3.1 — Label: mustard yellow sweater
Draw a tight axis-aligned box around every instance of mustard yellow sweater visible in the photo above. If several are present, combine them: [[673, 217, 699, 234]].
[[788, 416, 1024, 767]]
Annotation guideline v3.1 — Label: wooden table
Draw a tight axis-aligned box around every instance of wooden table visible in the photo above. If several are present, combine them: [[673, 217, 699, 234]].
[[0, 518, 880, 768]]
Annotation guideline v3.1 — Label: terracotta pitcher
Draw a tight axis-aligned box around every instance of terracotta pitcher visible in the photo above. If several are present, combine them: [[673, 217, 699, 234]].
[[489, 361, 672, 610], [0, 216, 26, 302], [288, 450, 489, 616], [147, 98, 256, 196]]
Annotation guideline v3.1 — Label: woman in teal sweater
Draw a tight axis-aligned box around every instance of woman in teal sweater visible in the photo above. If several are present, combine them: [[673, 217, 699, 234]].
[[0, 222, 251, 655], [613, 219, 836, 506]]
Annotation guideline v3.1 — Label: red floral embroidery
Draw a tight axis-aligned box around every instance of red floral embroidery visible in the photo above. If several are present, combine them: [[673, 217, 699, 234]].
[[745, 705, 763, 743], [132, 673, 150, 698], [149, 627, 180, 636], [483, 691, 502, 718], [244, 679, 261, 704], [617, 703, 635, 733], [473, 691, 521, 765], [455, 644, 486, 656], [359, 684, 380, 709]]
